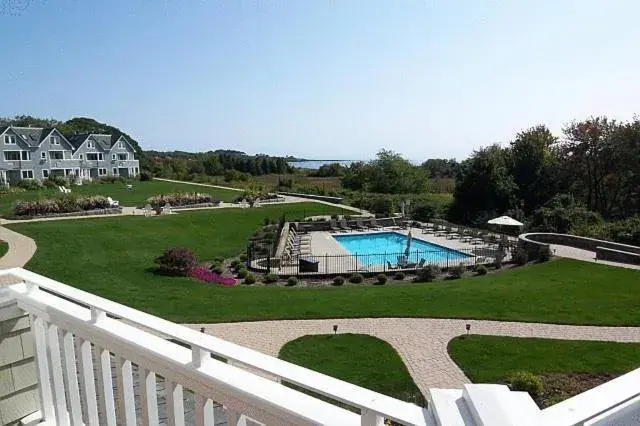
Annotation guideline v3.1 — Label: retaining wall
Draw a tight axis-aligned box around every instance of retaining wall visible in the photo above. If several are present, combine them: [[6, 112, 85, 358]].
[[519, 232, 640, 263]]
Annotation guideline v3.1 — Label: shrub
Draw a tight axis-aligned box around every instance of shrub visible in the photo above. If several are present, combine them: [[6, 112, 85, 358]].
[[332, 276, 345, 286], [13, 195, 111, 216], [514, 249, 528, 266], [286, 276, 298, 287], [230, 259, 240, 268], [211, 265, 224, 274], [146, 192, 215, 209], [17, 179, 42, 190], [42, 175, 67, 188], [448, 263, 465, 280], [264, 273, 278, 284], [154, 247, 197, 276], [239, 253, 248, 262], [494, 252, 505, 269], [507, 372, 544, 399], [139, 171, 153, 181], [243, 273, 256, 285], [415, 264, 440, 282], [474, 264, 488, 276], [236, 268, 248, 279], [538, 246, 551, 262], [189, 267, 236, 286], [348, 273, 364, 284], [375, 274, 388, 285], [394, 271, 406, 280]]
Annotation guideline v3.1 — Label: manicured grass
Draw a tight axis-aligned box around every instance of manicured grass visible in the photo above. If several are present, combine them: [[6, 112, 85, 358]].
[[8, 207, 640, 325], [448, 335, 640, 383], [279, 334, 424, 405], [0, 240, 7, 259], [0, 180, 240, 216]]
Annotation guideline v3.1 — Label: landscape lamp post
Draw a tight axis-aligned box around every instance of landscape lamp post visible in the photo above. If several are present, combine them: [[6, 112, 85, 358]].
[[466, 323, 471, 336], [333, 325, 338, 335]]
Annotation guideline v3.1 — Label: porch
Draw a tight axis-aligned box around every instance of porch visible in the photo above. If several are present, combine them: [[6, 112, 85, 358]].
[[0, 268, 638, 425]]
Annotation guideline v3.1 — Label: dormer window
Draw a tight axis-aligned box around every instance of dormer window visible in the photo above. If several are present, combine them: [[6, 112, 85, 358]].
[[87, 140, 95, 149], [50, 136, 60, 145], [41, 152, 47, 160], [118, 141, 125, 149], [4, 135, 16, 145]]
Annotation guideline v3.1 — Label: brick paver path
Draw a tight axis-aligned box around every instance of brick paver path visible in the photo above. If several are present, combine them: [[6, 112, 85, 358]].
[[0, 226, 36, 269], [187, 318, 640, 394]]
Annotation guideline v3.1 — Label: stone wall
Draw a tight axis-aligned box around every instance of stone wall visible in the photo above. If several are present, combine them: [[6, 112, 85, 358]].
[[519, 232, 640, 263], [275, 192, 343, 204], [0, 291, 38, 426]]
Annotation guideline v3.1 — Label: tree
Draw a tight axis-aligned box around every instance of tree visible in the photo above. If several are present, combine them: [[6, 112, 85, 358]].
[[509, 125, 559, 213], [450, 145, 517, 224], [364, 150, 429, 194], [421, 158, 458, 178]]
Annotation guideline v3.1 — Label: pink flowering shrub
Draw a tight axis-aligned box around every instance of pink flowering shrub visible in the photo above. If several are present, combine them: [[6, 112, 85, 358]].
[[190, 267, 236, 286]]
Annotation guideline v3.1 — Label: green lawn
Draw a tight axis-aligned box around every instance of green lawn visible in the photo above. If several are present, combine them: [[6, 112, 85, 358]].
[[0, 240, 7, 259], [448, 335, 640, 383], [279, 334, 424, 405], [0, 180, 240, 216], [448, 335, 640, 406], [8, 206, 640, 325]]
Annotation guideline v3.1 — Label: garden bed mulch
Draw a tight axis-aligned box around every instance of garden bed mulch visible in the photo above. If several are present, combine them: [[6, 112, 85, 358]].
[[536, 372, 617, 408]]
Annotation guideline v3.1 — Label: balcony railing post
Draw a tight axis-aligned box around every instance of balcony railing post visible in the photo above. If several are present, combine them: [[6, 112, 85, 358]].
[[195, 395, 215, 426], [192, 345, 210, 368], [31, 315, 56, 423], [361, 409, 384, 425], [90, 307, 106, 324]]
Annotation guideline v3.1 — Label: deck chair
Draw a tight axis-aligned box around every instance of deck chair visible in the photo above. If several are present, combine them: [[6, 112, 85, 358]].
[[369, 218, 383, 230], [339, 219, 351, 231], [386, 261, 399, 270], [329, 219, 342, 233]]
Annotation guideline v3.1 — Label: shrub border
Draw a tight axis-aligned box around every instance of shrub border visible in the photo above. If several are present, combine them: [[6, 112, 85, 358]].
[[9, 207, 123, 220]]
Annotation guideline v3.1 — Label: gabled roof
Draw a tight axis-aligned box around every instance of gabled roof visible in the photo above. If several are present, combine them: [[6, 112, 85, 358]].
[[110, 135, 137, 153], [8, 126, 50, 147], [67, 133, 112, 152], [66, 134, 90, 151]]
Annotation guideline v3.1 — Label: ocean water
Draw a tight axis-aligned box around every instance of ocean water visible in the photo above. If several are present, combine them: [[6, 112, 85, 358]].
[[288, 160, 358, 169]]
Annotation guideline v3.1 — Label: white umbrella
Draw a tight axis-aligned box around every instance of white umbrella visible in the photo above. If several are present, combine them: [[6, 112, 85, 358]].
[[487, 216, 523, 227]]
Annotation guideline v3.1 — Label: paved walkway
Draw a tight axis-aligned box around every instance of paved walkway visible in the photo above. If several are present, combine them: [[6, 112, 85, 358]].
[[187, 318, 640, 394], [0, 226, 36, 269], [551, 243, 640, 270]]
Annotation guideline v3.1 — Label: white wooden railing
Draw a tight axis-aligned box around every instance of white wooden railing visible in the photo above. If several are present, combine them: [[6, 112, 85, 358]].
[[0, 268, 431, 426]]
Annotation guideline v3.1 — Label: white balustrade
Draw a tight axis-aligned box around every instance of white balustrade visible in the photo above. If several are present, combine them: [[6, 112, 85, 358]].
[[1, 268, 429, 426]]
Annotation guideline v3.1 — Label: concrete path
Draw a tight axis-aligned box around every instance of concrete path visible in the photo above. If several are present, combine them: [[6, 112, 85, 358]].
[[0, 226, 36, 269], [551, 243, 640, 270], [187, 318, 640, 394]]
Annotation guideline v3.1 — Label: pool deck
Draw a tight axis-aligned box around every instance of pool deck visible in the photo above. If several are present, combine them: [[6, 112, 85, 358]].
[[270, 226, 509, 275]]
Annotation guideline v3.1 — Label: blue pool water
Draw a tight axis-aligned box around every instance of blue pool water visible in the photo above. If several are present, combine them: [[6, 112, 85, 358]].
[[333, 232, 469, 265]]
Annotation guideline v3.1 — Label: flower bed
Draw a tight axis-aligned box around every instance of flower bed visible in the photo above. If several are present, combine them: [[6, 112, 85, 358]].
[[13, 195, 114, 217], [189, 266, 236, 286], [147, 193, 218, 209]]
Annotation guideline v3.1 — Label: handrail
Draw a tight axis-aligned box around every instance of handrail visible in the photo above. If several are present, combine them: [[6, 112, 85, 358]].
[[0, 268, 430, 425]]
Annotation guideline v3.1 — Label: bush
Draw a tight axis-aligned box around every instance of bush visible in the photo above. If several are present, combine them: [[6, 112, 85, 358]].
[[332, 276, 345, 286], [474, 264, 488, 275], [17, 179, 42, 190], [146, 192, 215, 209], [286, 276, 298, 287], [394, 271, 406, 280], [494, 252, 505, 269], [236, 268, 248, 279], [514, 249, 528, 266], [375, 274, 388, 285], [507, 372, 544, 399], [13, 195, 111, 216], [139, 171, 153, 181], [415, 264, 440, 282], [538, 246, 551, 262], [243, 273, 256, 285], [230, 259, 240, 268], [154, 247, 197, 276], [448, 263, 465, 280], [348, 273, 364, 284], [264, 273, 279, 284], [239, 253, 248, 262], [211, 265, 224, 274], [42, 175, 68, 188]]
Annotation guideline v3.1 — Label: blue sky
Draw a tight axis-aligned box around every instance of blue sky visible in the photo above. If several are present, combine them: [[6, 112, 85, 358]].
[[1, 1, 638, 160]]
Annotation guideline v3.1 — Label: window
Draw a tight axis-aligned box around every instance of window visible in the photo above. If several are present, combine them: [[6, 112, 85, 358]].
[[118, 141, 125, 149], [79, 154, 84, 160], [135, 167, 139, 175], [41, 152, 47, 160], [98, 153, 104, 161], [21, 151, 30, 161], [4, 135, 16, 145], [98, 168, 107, 176], [42, 170, 49, 178], [112, 154, 116, 160], [118, 153, 128, 161], [87, 141, 95, 149], [113, 168, 118, 175], [86, 153, 98, 161], [49, 151, 64, 160], [3, 151, 20, 161], [21, 170, 34, 179], [50, 136, 60, 145]]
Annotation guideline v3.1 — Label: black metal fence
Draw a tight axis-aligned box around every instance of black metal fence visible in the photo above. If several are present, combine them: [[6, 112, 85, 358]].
[[249, 246, 508, 277]]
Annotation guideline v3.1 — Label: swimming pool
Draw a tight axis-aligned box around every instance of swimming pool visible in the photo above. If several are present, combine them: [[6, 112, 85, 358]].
[[333, 232, 470, 265]]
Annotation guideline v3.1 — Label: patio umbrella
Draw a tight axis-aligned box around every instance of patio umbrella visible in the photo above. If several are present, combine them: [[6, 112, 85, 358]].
[[404, 231, 413, 257], [487, 216, 523, 227]]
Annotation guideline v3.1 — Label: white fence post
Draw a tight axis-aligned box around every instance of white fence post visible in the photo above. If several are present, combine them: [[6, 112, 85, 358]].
[[361, 409, 385, 426], [78, 337, 100, 426], [62, 331, 83, 426], [195, 395, 215, 426], [116, 356, 137, 426], [46, 323, 70, 425], [166, 380, 185, 426], [31, 315, 56, 423], [140, 368, 159, 425], [96, 346, 117, 426]]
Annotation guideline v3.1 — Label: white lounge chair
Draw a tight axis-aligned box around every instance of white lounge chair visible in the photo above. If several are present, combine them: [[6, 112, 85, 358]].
[[107, 197, 120, 207]]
